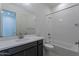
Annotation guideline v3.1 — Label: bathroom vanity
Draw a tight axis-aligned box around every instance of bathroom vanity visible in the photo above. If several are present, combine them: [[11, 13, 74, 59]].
[[0, 35, 43, 56]]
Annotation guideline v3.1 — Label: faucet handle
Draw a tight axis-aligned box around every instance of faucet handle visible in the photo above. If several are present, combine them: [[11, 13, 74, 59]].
[[75, 40, 79, 45], [48, 33, 51, 36]]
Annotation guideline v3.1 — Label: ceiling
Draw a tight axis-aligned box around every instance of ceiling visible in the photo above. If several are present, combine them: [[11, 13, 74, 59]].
[[43, 3, 60, 9], [1, 3, 60, 15], [17, 3, 60, 15], [20, 3, 60, 9]]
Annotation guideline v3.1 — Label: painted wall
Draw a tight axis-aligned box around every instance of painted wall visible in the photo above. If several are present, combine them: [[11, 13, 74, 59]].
[[31, 4, 52, 42]]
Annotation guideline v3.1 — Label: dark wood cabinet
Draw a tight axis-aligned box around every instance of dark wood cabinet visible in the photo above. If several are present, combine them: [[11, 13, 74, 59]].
[[14, 51, 24, 56], [24, 46, 37, 56], [37, 44, 43, 56], [37, 40, 43, 56], [0, 40, 43, 56]]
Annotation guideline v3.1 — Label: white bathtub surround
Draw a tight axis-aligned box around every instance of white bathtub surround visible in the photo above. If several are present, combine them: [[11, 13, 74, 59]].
[[43, 45, 79, 56], [0, 35, 44, 51], [46, 3, 79, 53], [51, 39, 79, 52]]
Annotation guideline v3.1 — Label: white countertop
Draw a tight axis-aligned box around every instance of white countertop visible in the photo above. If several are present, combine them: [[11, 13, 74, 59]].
[[0, 35, 44, 51]]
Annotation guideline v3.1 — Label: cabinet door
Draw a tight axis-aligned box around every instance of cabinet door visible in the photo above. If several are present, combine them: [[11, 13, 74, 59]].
[[37, 44, 43, 56], [13, 51, 24, 56], [24, 46, 37, 56]]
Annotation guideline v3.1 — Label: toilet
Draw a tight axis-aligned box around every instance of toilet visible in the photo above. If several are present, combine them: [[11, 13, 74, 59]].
[[43, 40, 54, 50], [44, 43, 54, 49], [42, 37, 55, 55], [43, 40, 54, 55]]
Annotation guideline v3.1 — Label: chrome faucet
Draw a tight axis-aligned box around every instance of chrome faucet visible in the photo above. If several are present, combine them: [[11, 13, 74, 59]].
[[75, 40, 79, 45], [48, 33, 52, 43]]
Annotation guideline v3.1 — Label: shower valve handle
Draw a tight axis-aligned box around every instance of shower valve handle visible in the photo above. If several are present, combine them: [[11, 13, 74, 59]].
[[75, 41, 79, 45]]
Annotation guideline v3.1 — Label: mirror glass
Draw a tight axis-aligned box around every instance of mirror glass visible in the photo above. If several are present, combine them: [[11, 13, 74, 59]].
[[0, 10, 16, 37]]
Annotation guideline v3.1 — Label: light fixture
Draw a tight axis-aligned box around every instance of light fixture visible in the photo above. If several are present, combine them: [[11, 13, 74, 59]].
[[57, 3, 67, 10]]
